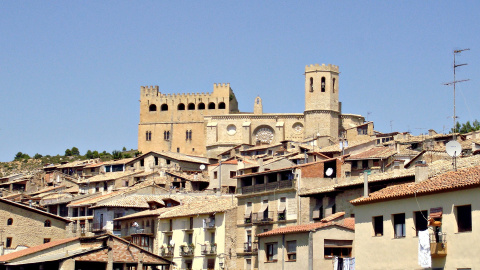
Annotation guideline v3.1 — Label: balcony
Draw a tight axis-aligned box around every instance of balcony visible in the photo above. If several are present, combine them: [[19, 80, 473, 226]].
[[121, 226, 154, 237], [160, 246, 174, 257], [243, 242, 258, 253], [180, 245, 195, 257], [182, 221, 194, 232], [239, 179, 294, 195], [252, 211, 274, 224], [204, 219, 216, 230], [430, 232, 447, 257], [200, 243, 217, 255]]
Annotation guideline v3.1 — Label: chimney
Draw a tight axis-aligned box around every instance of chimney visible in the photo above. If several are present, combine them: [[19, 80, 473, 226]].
[[415, 164, 429, 183]]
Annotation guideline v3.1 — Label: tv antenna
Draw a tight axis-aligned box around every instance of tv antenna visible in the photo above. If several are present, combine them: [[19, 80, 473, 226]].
[[443, 48, 470, 140]]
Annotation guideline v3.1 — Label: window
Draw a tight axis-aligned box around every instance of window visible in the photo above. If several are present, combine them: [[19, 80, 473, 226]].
[[456, 205, 472, 232], [44, 238, 51, 244], [362, 160, 369, 169], [309, 77, 314, 92], [155, 156, 159, 166], [186, 130, 192, 140], [178, 103, 185, 110], [218, 102, 226, 109], [187, 103, 195, 110], [214, 171, 218, 179], [160, 104, 168, 111], [332, 78, 336, 93], [146, 131, 152, 141], [208, 102, 215, 109], [177, 147, 180, 153], [373, 216, 383, 236], [164, 131, 170, 141], [265, 242, 278, 262], [149, 104, 157, 111], [198, 102, 205, 110], [6, 237, 12, 248], [166, 159, 171, 165], [393, 213, 406, 238], [187, 233, 193, 245], [7, 218, 13, 225], [230, 171, 236, 178], [286, 240, 296, 261], [414, 211, 428, 236], [321, 77, 326, 92], [324, 240, 352, 258], [44, 220, 51, 227]]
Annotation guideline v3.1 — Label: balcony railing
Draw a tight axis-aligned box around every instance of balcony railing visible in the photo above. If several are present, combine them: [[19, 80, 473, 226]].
[[243, 242, 258, 253], [180, 245, 195, 256], [121, 226, 154, 237], [160, 246, 174, 257], [204, 219, 215, 229], [239, 179, 294, 194], [200, 243, 217, 255], [252, 211, 274, 223], [430, 232, 447, 257]]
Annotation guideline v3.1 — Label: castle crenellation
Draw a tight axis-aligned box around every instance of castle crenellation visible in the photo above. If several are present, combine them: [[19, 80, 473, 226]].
[[305, 63, 339, 73]]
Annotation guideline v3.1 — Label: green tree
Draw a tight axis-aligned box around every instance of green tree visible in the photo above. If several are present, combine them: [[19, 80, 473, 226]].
[[123, 153, 132, 158], [85, 150, 93, 159], [65, 149, 72, 156], [134, 151, 142, 157], [14, 152, 30, 161], [112, 150, 122, 159], [473, 120, 480, 131], [34, 153, 43, 159], [122, 147, 127, 151], [92, 151, 100, 158], [71, 147, 80, 156]]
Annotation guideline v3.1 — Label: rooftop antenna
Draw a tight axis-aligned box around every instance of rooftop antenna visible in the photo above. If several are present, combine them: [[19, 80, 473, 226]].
[[444, 48, 470, 140], [367, 111, 371, 122]]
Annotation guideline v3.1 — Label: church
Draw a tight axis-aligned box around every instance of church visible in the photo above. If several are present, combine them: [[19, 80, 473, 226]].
[[138, 64, 365, 158]]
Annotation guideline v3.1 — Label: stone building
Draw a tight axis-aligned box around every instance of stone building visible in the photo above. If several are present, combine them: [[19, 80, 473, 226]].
[[0, 197, 70, 255], [138, 64, 366, 158]]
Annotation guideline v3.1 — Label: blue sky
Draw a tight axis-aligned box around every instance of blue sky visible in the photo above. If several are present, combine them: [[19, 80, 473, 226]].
[[1, 1, 479, 162]]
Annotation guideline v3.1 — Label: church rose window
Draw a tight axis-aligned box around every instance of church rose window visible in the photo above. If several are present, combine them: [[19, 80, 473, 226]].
[[292, 123, 304, 134], [255, 127, 274, 144], [227, 125, 237, 135]]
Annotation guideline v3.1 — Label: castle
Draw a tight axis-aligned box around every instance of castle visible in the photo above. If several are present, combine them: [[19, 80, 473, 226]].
[[138, 64, 365, 157]]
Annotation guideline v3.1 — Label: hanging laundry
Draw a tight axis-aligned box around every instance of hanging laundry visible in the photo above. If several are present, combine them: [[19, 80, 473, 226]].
[[418, 229, 431, 268]]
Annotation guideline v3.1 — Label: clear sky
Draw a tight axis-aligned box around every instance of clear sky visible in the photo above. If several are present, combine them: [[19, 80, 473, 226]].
[[1, 1, 479, 162]]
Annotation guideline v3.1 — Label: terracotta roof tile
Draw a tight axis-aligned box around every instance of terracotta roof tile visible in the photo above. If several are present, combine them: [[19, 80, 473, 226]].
[[346, 147, 396, 160], [321, 212, 345, 222], [160, 196, 237, 218], [257, 217, 355, 237], [351, 164, 480, 205], [0, 237, 78, 262]]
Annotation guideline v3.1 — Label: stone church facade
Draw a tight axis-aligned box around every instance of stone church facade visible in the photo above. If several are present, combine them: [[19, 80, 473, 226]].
[[138, 64, 365, 158]]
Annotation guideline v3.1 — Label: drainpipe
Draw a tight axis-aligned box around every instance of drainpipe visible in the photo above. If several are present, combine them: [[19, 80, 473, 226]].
[[282, 234, 285, 270], [308, 230, 313, 270]]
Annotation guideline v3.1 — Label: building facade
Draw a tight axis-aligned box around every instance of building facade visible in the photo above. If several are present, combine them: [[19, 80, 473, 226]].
[[138, 64, 366, 158]]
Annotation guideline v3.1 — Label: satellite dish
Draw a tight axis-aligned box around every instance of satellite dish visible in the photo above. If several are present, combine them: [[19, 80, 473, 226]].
[[200, 164, 206, 170], [170, 240, 175, 246], [325, 167, 334, 176], [446, 141, 462, 157]]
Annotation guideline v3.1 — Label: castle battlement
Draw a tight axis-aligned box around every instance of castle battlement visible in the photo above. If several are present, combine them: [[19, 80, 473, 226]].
[[305, 63, 339, 73]]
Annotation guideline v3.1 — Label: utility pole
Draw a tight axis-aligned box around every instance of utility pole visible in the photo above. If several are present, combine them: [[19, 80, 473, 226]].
[[444, 48, 470, 140]]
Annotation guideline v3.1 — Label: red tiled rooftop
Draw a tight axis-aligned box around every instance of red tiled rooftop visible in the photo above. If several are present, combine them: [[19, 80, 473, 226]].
[[0, 237, 78, 262], [257, 217, 355, 237], [351, 165, 480, 205], [345, 147, 396, 160]]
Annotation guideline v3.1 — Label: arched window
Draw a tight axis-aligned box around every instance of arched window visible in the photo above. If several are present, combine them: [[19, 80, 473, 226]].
[[198, 103, 205, 110], [164, 131, 170, 141], [178, 103, 185, 110], [218, 102, 226, 109], [321, 77, 326, 92], [149, 104, 157, 111], [188, 103, 195, 110], [310, 77, 314, 92], [333, 78, 336, 93], [7, 218, 13, 225], [208, 102, 216, 110], [161, 104, 168, 111], [44, 220, 51, 227], [186, 130, 192, 140]]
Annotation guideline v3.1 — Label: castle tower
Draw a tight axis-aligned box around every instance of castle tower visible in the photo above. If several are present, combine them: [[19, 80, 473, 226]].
[[303, 64, 341, 139], [254, 96, 263, 115]]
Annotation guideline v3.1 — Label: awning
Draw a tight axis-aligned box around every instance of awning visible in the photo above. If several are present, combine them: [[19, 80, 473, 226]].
[[429, 207, 443, 219], [324, 239, 353, 248], [278, 204, 286, 213], [259, 204, 268, 213]]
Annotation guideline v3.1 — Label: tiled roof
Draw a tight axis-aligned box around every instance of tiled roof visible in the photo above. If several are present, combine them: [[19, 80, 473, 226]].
[[345, 147, 396, 160], [103, 158, 135, 165], [28, 185, 66, 196], [209, 159, 238, 166], [300, 154, 480, 196], [78, 171, 139, 184], [240, 143, 282, 152], [319, 137, 375, 153], [0, 237, 79, 262], [160, 196, 237, 218], [351, 164, 480, 205], [321, 211, 345, 222], [166, 171, 208, 182], [57, 159, 99, 169], [257, 217, 355, 237], [93, 195, 165, 208], [114, 195, 198, 220]]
